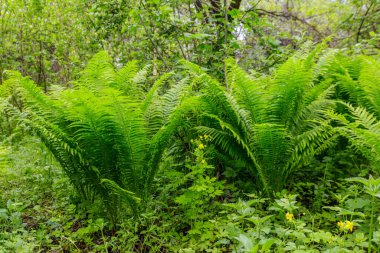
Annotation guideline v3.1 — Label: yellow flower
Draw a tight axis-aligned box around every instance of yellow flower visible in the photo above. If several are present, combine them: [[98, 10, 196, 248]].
[[201, 159, 206, 164], [337, 221, 344, 230], [285, 212, 294, 221], [204, 134, 209, 140], [198, 143, 205, 150], [337, 220, 354, 232], [345, 221, 354, 232]]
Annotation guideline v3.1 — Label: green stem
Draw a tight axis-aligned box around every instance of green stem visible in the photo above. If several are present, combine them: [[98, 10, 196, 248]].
[[368, 195, 374, 253], [101, 228, 108, 253]]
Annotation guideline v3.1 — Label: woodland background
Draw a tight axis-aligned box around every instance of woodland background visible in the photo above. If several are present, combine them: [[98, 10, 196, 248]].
[[1, 0, 380, 252]]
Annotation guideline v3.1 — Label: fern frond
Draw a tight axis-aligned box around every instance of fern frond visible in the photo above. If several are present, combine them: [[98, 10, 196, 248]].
[[103, 89, 148, 193], [141, 72, 174, 113], [358, 56, 380, 118], [252, 123, 291, 190], [161, 77, 193, 123], [21, 111, 98, 201], [289, 122, 337, 176], [101, 179, 141, 216], [313, 49, 344, 79], [226, 58, 266, 123], [329, 103, 380, 171], [269, 56, 312, 127], [76, 51, 116, 91], [145, 96, 203, 199], [132, 64, 152, 86], [293, 83, 336, 133], [199, 113, 270, 194]]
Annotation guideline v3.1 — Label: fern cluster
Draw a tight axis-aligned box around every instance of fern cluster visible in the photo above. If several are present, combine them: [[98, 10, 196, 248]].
[[1, 52, 191, 222], [181, 47, 337, 194], [2, 46, 380, 220]]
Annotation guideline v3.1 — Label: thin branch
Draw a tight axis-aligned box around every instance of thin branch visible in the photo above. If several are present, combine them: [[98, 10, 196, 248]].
[[356, 1, 375, 43], [175, 38, 187, 60], [255, 8, 324, 39], [224, 0, 228, 88], [138, 14, 168, 68]]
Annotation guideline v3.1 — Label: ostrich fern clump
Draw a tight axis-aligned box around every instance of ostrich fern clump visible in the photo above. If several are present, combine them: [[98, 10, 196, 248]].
[[181, 47, 338, 194], [185, 47, 380, 193], [2, 52, 191, 223]]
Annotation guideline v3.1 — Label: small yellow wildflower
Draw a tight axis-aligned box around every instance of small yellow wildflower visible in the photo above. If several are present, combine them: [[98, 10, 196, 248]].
[[201, 159, 206, 164], [198, 143, 205, 150], [337, 221, 344, 230], [204, 134, 209, 140], [345, 221, 354, 232], [285, 212, 294, 221], [337, 220, 354, 232]]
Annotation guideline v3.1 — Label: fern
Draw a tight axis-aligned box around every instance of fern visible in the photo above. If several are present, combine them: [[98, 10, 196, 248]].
[[181, 49, 337, 193], [358, 56, 380, 118], [269, 56, 313, 128], [76, 51, 116, 91], [330, 103, 380, 172], [3, 52, 192, 222]]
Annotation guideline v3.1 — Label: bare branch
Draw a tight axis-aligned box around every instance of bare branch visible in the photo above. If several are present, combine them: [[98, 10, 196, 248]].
[[255, 8, 324, 39]]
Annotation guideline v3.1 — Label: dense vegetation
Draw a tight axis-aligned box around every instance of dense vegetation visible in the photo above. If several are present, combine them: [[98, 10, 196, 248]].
[[1, 0, 380, 252]]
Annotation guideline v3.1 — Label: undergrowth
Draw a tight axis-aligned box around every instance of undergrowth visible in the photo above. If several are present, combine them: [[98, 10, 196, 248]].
[[1, 136, 380, 252]]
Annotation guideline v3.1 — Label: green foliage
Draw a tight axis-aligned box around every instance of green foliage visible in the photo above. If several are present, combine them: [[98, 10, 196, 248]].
[[1, 0, 380, 251], [4, 44, 380, 214], [175, 136, 224, 221], [2, 141, 380, 252], [0, 0, 99, 87], [328, 104, 380, 173], [1, 52, 192, 223], [181, 49, 337, 194], [2, 41, 380, 251]]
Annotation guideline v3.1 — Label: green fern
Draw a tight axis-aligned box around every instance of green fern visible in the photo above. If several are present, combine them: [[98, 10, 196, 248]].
[[358, 56, 380, 118], [182, 49, 337, 193], [330, 103, 380, 172], [2, 52, 192, 222]]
